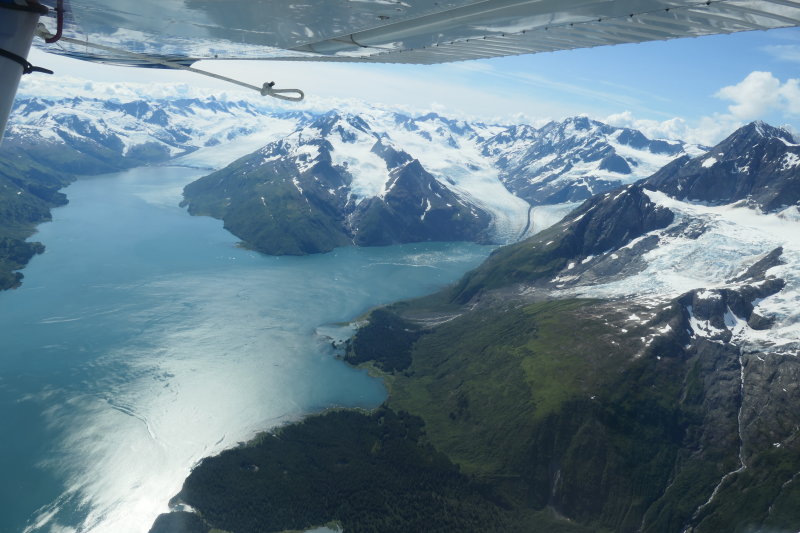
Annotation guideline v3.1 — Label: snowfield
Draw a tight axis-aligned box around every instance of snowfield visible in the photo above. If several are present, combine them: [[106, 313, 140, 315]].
[[566, 190, 800, 353]]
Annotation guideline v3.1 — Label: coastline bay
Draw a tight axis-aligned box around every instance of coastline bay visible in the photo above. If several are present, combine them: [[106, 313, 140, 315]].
[[0, 165, 493, 533]]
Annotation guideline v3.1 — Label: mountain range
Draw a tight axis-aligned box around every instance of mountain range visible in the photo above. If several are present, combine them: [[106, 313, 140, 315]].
[[153, 120, 800, 533], [181, 110, 702, 254], [1, 95, 702, 285]]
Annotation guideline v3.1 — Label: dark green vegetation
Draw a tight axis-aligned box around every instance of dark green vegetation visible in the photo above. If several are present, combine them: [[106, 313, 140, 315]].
[[174, 408, 525, 533], [374, 298, 700, 530], [0, 238, 44, 290], [344, 308, 423, 371], [160, 255, 799, 532], [337, 288, 799, 533], [182, 152, 352, 255], [0, 139, 74, 289]]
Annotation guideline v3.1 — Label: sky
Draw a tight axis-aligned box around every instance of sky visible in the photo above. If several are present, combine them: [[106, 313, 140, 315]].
[[23, 26, 800, 146]]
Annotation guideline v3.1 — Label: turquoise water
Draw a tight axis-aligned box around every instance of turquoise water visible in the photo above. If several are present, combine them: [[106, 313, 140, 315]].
[[0, 166, 492, 533]]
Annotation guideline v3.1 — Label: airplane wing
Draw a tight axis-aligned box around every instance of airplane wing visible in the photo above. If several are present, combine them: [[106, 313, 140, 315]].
[[31, 0, 800, 66], [3, 0, 800, 140]]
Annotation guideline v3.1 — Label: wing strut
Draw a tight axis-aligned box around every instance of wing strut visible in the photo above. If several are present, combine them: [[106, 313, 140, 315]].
[[35, 24, 305, 102], [0, 0, 49, 142]]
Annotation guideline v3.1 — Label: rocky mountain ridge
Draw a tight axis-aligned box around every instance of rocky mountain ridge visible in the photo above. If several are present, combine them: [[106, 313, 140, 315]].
[[488, 115, 698, 204], [646, 120, 800, 212]]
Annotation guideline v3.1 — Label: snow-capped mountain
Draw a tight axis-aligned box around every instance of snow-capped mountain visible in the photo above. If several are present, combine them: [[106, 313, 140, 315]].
[[487, 115, 705, 205], [647, 120, 800, 212], [459, 120, 799, 355], [181, 109, 698, 255], [7, 96, 305, 171], [181, 111, 502, 255]]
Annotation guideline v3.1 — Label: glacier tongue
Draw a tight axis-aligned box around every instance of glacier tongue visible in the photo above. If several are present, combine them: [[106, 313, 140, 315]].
[[374, 113, 531, 243]]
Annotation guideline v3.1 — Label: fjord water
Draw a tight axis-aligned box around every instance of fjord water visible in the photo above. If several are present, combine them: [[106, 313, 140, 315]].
[[0, 166, 492, 533]]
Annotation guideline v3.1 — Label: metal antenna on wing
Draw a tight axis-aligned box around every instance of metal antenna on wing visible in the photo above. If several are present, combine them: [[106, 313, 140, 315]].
[[34, 24, 305, 102]]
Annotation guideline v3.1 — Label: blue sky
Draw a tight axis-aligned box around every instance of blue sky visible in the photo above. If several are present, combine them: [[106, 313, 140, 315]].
[[25, 26, 800, 144]]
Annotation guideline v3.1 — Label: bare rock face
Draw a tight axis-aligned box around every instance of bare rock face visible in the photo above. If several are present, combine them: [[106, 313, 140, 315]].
[[646, 121, 800, 212]]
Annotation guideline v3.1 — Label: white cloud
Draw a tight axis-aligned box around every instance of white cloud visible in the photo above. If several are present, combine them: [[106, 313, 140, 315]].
[[606, 71, 800, 147], [603, 110, 737, 146], [715, 71, 800, 120], [763, 44, 800, 63], [605, 111, 688, 140], [781, 79, 800, 115]]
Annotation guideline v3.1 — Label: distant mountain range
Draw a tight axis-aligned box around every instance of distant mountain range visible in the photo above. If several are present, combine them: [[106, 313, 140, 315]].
[[181, 109, 702, 254], [156, 120, 800, 533], [8, 96, 304, 168]]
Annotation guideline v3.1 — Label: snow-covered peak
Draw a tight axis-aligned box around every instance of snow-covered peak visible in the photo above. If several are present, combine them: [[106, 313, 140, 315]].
[[224, 106, 532, 242], [646, 120, 800, 212], [7, 95, 301, 168], [749, 120, 795, 142], [487, 116, 699, 206], [413, 112, 493, 140], [482, 124, 540, 157], [308, 111, 374, 142], [535, 115, 609, 147], [562, 189, 799, 354]]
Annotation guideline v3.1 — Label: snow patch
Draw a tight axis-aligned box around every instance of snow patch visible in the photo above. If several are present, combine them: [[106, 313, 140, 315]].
[[292, 177, 304, 195], [687, 306, 725, 338], [780, 153, 800, 171], [696, 290, 721, 300], [420, 198, 432, 221], [326, 119, 390, 203]]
